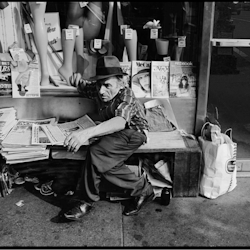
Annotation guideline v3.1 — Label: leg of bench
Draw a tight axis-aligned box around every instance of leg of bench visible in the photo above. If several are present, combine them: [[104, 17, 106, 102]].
[[173, 150, 201, 197]]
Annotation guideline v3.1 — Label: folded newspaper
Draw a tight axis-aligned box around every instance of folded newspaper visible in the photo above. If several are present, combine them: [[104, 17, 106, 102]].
[[1, 118, 56, 148], [32, 114, 96, 146]]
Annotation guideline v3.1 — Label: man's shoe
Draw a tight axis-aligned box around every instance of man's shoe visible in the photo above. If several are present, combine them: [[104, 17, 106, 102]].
[[123, 192, 155, 216], [64, 202, 93, 221]]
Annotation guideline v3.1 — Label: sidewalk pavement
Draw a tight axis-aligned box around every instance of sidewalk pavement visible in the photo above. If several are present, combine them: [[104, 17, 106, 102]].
[[0, 177, 250, 248]]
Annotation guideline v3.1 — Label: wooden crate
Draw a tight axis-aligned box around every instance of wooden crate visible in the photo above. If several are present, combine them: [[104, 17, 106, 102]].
[[136, 130, 202, 197]]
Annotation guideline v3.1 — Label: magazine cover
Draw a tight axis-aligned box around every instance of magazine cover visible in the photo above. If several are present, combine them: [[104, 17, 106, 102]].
[[120, 61, 132, 88], [44, 12, 62, 51], [0, 61, 12, 96], [11, 60, 40, 98], [131, 60, 151, 98], [169, 61, 197, 98], [151, 61, 170, 98]]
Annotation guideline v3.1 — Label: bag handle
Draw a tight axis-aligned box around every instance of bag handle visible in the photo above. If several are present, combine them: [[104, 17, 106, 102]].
[[200, 121, 211, 139], [225, 128, 233, 140]]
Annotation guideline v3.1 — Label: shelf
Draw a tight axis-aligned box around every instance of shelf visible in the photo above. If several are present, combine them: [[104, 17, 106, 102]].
[[40, 84, 79, 97]]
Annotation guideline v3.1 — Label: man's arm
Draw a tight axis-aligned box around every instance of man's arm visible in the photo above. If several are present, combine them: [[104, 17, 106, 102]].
[[89, 116, 126, 137], [64, 116, 126, 153], [70, 72, 97, 99]]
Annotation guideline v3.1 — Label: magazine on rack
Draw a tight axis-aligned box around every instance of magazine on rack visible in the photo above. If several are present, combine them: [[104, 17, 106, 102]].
[[169, 61, 197, 98], [33, 114, 96, 146], [151, 61, 170, 98], [11, 59, 40, 98], [120, 61, 132, 88], [0, 61, 12, 96], [131, 60, 151, 98]]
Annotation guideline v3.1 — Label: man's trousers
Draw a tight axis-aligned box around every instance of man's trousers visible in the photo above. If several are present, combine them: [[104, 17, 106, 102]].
[[74, 129, 152, 203]]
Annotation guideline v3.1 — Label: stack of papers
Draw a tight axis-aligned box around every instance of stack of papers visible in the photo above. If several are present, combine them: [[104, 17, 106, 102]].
[[1, 118, 56, 164], [0, 114, 96, 164]]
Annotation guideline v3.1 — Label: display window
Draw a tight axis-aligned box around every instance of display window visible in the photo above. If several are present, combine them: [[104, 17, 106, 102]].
[[0, 2, 205, 135]]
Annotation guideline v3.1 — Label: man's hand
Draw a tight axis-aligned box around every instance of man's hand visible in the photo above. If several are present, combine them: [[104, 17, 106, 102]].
[[64, 129, 91, 153], [69, 72, 83, 88]]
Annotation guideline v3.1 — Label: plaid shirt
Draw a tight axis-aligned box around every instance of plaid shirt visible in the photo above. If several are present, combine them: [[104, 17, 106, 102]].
[[78, 81, 149, 133]]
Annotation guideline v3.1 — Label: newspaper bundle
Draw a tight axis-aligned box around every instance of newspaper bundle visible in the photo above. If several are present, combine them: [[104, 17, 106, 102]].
[[32, 114, 96, 146]]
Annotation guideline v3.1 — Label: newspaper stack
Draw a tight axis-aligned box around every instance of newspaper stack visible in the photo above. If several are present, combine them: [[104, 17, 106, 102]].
[[0, 118, 56, 164], [0, 107, 17, 143], [0, 115, 96, 164]]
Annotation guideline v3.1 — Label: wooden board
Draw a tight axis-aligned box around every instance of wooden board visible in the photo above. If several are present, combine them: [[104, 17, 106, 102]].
[[137, 130, 186, 153]]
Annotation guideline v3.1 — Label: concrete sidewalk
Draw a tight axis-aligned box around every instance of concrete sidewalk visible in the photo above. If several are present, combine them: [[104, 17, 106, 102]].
[[0, 177, 250, 247]]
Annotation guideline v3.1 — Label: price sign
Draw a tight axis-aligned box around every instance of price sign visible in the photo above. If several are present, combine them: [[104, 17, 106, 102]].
[[178, 36, 186, 47], [24, 24, 32, 34], [65, 29, 74, 40], [150, 29, 158, 39], [68, 25, 80, 36], [94, 39, 102, 49], [120, 24, 128, 35], [124, 28, 133, 39]]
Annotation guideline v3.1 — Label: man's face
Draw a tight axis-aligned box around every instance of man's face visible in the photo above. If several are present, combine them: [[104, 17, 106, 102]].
[[97, 77, 122, 102]]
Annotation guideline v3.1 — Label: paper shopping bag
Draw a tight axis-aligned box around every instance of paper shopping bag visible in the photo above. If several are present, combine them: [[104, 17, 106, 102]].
[[198, 122, 237, 199]]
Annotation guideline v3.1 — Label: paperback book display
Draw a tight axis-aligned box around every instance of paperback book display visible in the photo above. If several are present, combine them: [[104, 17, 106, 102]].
[[0, 61, 12, 96], [151, 61, 170, 98], [169, 61, 197, 98], [131, 60, 151, 98]]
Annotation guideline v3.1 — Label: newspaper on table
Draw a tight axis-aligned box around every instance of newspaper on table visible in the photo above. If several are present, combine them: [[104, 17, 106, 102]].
[[1, 118, 56, 148], [33, 114, 96, 146], [0, 107, 17, 141]]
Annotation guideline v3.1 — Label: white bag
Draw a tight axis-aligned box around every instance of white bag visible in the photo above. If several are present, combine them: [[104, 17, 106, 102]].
[[198, 122, 237, 199]]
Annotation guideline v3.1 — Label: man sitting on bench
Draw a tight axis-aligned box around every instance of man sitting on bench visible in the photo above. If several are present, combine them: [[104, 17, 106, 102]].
[[60, 55, 154, 221]]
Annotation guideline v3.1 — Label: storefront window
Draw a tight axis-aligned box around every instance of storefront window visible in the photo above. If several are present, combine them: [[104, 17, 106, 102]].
[[209, 2, 250, 158]]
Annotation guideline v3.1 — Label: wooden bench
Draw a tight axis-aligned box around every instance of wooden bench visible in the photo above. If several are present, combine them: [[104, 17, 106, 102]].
[[0, 97, 201, 198]]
